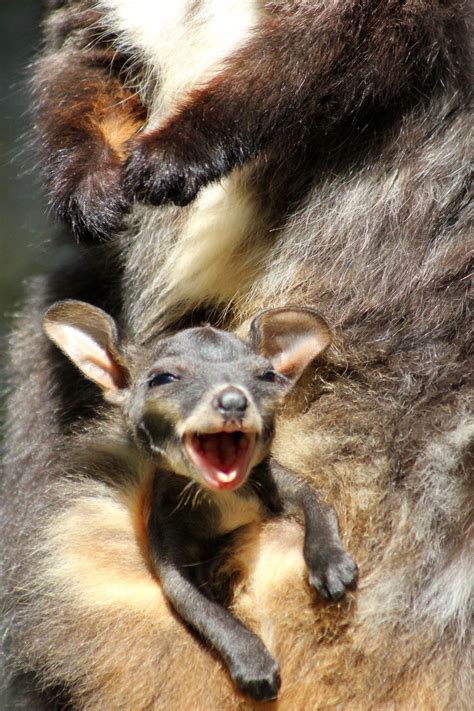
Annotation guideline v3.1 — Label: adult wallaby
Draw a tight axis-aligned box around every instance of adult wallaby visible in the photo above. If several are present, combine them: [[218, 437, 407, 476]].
[[2, 1, 472, 708]]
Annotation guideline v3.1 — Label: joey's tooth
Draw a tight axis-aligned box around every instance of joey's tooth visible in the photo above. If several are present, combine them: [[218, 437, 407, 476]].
[[216, 470, 238, 484]]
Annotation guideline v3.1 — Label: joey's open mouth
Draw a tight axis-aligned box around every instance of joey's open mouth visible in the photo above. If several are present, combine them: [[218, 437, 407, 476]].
[[183, 431, 257, 491]]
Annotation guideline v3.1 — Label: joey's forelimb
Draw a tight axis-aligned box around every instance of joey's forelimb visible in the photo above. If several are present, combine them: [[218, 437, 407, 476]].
[[266, 462, 358, 601], [148, 474, 281, 703]]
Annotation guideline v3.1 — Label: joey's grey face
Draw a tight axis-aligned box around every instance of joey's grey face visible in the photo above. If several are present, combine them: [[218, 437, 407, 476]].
[[130, 327, 289, 491], [43, 301, 331, 490]]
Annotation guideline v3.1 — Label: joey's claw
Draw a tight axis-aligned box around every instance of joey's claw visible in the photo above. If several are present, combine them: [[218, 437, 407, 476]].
[[229, 652, 281, 702], [308, 547, 358, 602]]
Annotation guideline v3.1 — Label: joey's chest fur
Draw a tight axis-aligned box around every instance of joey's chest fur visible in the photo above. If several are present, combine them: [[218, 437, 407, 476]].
[[212, 488, 264, 535], [156, 470, 265, 541]]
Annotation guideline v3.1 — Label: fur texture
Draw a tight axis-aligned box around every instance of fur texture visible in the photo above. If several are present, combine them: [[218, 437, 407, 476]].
[[2, 0, 473, 709]]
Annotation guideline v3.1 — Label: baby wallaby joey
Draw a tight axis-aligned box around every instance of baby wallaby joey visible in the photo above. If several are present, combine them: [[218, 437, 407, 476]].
[[43, 301, 358, 702]]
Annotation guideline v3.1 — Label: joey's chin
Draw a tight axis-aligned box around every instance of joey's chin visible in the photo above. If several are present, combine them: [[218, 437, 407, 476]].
[[183, 431, 257, 491]]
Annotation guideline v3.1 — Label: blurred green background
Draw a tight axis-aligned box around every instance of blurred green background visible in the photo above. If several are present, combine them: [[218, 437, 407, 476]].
[[1, 1, 50, 342]]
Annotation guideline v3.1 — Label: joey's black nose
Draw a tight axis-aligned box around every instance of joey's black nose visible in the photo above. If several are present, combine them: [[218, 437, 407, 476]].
[[214, 387, 248, 419]]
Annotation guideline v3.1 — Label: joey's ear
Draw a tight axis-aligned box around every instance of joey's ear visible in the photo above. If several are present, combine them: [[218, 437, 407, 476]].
[[43, 300, 128, 393], [249, 307, 331, 383]]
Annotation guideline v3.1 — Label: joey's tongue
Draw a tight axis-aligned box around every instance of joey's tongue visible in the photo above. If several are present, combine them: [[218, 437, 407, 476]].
[[201, 432, 241, 473], [186, 431, 254, 491]]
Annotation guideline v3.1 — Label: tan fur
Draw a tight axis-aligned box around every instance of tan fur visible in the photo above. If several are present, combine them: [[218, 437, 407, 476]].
[[43, 484, 166, 614], [214, 491, 264, 535], [98, 113, 142, 160], [27, 476, 459, 710]]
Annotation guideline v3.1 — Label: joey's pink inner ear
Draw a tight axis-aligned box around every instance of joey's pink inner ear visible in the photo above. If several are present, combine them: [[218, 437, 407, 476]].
[[250, 307, 331, 382], [43, 300, 128, 392]]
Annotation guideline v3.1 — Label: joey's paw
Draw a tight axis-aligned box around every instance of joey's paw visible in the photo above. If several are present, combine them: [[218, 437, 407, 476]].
[[308, 546, 358, 602], [229, 651, 281, 702], [123, 128, 224, 207]]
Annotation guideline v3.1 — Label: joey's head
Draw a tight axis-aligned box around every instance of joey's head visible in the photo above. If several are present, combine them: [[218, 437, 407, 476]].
[[44, 302, 331, 492]]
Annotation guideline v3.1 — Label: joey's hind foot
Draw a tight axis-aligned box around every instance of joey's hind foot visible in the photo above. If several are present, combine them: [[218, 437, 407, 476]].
[[307, 546, 358, 602]]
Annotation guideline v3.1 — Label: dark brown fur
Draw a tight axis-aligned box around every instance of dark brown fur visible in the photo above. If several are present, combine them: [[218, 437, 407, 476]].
[[34, 1, 145, 240], [2, 1, 473, 709]]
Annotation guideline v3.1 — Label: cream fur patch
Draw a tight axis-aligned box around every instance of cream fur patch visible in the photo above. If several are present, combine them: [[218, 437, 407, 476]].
[[163, 179, 268, 307], [233, 520, 307, 651], [41, 484, 172, 622], [124, 174, 270, 335], [213, 490, 263, 534]]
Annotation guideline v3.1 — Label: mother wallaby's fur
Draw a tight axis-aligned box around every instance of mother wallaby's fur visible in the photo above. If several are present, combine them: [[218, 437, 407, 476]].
[[2, 1, 473, 709]]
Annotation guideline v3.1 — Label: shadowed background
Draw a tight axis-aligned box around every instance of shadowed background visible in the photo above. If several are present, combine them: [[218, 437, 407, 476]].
[[1, 8, 58, 705], [1, 1, 49, 343]]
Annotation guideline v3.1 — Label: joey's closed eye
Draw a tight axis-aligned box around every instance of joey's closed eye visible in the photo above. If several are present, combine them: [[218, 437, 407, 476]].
[[258, 369, 285, 384], [147, 372, 180, 388]]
